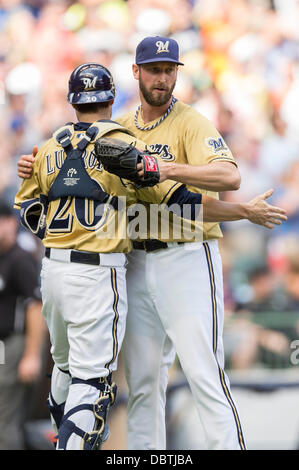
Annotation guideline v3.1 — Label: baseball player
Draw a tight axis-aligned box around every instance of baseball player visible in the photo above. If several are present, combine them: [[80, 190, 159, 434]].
[[115, 36, 283, 450], [17, 51, 287, 450], [13, 63, 210, 451]]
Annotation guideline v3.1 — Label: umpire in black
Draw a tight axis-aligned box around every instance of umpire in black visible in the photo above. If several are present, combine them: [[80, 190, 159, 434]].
[[0, 200, 45, 449]]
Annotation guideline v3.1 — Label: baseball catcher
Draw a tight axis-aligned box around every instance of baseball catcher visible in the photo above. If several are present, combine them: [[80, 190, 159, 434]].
[[93, 137, 160, 188]]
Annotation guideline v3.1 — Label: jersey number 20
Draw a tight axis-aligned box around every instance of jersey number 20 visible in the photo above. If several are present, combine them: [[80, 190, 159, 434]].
[[48, 195, 111, 233]]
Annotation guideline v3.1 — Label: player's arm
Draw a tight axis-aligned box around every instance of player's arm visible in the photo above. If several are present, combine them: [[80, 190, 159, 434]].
[[14, 150, 48, 238], [14, 168, 41, 210], [19, 139, 239, 191], [200, 189, 287, 228], [140, 114, 241, 191], [154, 159, 240, 191], [14, 150, 43, 212], [17, 146, 38, 179], [165, 186, 287, 228], [94, 136, 287, 229], [137, 181, 287, 229]]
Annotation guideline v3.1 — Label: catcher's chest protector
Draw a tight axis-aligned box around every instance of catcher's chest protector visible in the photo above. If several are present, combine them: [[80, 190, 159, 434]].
[[48, 121, 134, 203]]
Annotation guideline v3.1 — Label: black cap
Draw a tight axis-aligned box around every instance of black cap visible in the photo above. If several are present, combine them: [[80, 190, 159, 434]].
[[135, 36, 184, 66]]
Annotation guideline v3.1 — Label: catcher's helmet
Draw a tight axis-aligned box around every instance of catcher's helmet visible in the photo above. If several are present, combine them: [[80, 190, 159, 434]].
[[67, 63, 115, 105]]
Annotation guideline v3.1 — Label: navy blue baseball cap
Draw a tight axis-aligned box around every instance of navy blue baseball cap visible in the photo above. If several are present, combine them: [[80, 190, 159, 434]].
[[135, 36, 184, 66]]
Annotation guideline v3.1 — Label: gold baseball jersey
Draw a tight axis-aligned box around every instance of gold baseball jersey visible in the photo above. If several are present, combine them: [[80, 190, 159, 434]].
[[117, 99, 237, 241], [14, 121, 180, 253]]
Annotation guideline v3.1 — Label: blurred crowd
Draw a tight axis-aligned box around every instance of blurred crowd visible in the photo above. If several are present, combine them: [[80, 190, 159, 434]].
[[0, 0, 299, 375]]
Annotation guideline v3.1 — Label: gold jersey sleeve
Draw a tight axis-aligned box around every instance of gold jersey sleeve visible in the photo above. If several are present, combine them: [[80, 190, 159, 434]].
[[14, 125, 181, 253], [117, 101, 237, 241]]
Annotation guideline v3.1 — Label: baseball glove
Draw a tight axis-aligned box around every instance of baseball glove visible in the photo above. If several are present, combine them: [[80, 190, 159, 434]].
[[93, 137, 160, 188]]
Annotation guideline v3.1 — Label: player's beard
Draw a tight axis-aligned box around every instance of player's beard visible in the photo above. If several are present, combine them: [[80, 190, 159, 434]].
[[139, 78, 176, 107]]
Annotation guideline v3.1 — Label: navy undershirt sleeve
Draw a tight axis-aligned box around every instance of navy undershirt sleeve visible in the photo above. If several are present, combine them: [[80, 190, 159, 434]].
[[166, 185, 202, 220]]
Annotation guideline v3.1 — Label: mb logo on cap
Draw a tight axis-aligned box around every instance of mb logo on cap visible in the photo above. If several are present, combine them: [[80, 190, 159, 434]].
[[135, 36, 184, 66], [156, 40, 170, 54], [83, 76, 97, 90]]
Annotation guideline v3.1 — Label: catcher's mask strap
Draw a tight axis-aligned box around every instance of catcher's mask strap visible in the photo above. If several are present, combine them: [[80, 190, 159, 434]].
[[49, 120, 135, 203], [48, 126, 111, 203], [53, 123, 99, 153], [53, 120, 135, 148], [53, 124, 74, 148], [76, 125, 99, 150]]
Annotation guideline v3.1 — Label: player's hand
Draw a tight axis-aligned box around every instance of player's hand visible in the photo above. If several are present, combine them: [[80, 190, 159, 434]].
[[18, 354, 41, 383], [137, 159, 169, 183], [17, 146, 38, 179], [247, 189, 288, 229]]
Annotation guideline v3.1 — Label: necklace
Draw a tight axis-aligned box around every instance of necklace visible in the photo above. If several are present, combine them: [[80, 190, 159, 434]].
[[134, 96, 177, 131]]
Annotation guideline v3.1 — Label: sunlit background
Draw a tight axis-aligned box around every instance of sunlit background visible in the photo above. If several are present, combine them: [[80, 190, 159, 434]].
[[1, 0, 299, 450]]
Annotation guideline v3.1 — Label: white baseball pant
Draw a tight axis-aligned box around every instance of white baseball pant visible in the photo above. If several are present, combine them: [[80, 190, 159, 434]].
[[122, 240, 246, 450], [40, 250, 127, 449]]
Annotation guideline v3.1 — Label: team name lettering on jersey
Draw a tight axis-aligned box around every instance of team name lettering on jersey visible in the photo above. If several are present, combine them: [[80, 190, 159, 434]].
[[55, 150, 64, 170], [149, 144, 175, 161], [46, 154, 55, 175], [46, 150, 102, 175], [205, 137, 228, 154]]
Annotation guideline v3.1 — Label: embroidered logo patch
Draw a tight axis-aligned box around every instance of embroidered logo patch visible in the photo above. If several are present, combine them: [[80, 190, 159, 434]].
[[67, 168, 77, 178], [143, 155, 159, 172], [156, 40, 170, 54], [205, 137, 228, 154], [63, 168, 80, 186]]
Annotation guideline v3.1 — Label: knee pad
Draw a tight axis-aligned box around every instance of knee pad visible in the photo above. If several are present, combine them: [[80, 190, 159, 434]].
[[57, 374, 117, 450]]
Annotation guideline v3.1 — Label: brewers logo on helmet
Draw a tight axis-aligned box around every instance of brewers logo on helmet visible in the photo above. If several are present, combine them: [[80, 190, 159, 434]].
[[67, 63, 115, 104]]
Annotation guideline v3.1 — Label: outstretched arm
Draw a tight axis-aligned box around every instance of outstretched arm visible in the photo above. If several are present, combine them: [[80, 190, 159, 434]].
[[166, 186, 287, 229], [201, 189, 287, 228]]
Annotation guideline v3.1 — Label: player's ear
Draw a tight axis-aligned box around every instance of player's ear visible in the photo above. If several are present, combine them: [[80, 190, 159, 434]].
[[108, 99, 114, 118], [132, 64, 139, 80]]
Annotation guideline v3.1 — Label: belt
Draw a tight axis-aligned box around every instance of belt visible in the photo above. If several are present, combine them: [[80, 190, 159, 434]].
[[132, 240, 185, 253], [45, 248, 126, 267]]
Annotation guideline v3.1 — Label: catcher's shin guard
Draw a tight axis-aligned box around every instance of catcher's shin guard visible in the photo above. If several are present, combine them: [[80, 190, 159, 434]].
[[57, 375, 117, 450], [47, 392, 66, 435]]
